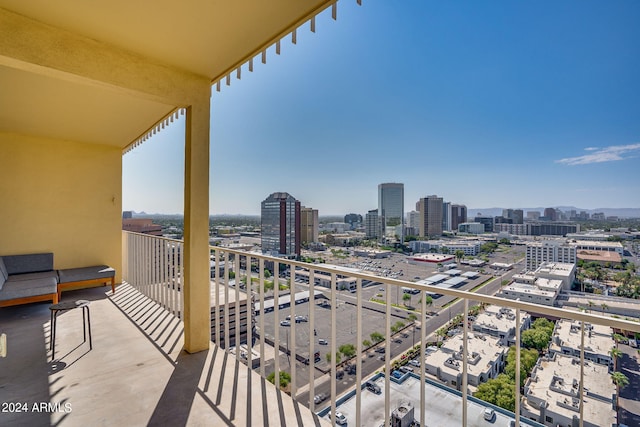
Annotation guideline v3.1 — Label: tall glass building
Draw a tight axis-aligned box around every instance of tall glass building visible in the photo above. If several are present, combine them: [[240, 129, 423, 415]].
[[261, 192, 301, 257], [378, 183, 404, 242]]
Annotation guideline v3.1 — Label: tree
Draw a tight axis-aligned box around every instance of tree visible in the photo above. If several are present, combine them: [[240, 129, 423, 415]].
[[370, 331, 384, 343], [609, 347, 623, 371], [267, 371, 291, 389], [454, 250, 465, 262], [264, 269, 272, 279], [339, 344, 356, 363], [601, 302, 609, 313], [587, 300, 595, 313], [611, 371, 629, 407], [402, 292, 411, 306], [504, 347, 539, 382], [362, 339, 372, 348], [407, 313, 418, 323], [473, 374, 515, 412]]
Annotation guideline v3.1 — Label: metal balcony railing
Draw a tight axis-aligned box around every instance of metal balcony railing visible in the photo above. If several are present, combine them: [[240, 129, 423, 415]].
[[123, 232, 640, 427]]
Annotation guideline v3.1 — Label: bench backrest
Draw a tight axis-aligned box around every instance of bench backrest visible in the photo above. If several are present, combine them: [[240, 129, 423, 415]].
[[1, 253, 54, 276]]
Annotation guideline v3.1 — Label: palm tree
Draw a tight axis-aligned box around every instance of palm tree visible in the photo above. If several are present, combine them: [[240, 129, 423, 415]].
[[587, 300, 595, 313], [601, 302, 609, 313], [609, 347, 623, 371], [611, 371, 629, 408]]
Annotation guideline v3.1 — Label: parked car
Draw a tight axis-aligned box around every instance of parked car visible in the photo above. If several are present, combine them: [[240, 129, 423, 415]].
[[391, 370, 403, 379], [318, 338, 328, 345], [408, 359, 420, 367], [295, 315, 308, 323], [280, 320, 290, 327], [330, 411, 347, 425], [375, 347, 385, 353], [313, 393, 328, 404], [336, 370, 344, 380], [365, 381, 381, 394], [399, 366, 413, 373], [346, 365, 356, 375], [483, 408, 495, 421]]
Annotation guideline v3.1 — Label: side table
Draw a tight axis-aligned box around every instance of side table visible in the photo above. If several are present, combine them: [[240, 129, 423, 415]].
[[49, 299, 92, 361]]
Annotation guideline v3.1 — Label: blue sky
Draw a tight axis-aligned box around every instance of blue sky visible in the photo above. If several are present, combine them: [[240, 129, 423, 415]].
[[123, 0, 640, 215]]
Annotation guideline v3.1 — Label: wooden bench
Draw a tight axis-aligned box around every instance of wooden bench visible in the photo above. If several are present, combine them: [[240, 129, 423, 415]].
[[57, 265, 116, 301]]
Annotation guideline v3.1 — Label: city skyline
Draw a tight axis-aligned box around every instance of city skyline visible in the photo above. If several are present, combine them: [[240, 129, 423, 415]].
[[123, 1, 640, 215]]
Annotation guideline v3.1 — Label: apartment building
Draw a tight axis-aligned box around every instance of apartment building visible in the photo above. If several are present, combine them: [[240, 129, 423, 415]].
[[549, 319, 614, 367], [300, 206, 319, 244], [526, 240, 577, 271], [424, 332, 506, 390], [472, 305, 531, 346], [260, 192, 301, 257], [521, 352, 615, 427], [365, 208, 379, 239]]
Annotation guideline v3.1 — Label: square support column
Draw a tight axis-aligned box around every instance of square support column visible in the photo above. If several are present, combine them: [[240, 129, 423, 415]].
[[183, 92, 211, 353]]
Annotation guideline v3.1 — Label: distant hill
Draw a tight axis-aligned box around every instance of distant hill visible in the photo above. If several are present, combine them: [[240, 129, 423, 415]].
[[468, 207, 640, 219]]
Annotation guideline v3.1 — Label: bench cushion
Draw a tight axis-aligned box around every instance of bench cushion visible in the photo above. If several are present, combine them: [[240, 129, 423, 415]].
[[0, 258, 6, 291], [57, 265, 115, 284], [2, 253, 54, 275], [0, 276, 58, 301]]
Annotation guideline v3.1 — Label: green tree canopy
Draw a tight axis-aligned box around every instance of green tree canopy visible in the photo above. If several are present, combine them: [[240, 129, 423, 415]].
[[267, 371, 291, 389], [521, 328, 552, 351], [370, 332, 384, 343], [473, 374, 515, 412], [339, 344, 356, 359], [504, 347, 539, 381]]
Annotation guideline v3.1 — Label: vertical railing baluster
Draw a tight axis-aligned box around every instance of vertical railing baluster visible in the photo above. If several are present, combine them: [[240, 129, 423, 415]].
[[420, 289, 426, 425], [246, 254, 253, 372], [290, 262, 297, 398], [235, 254, 241, 349], [462, 299, 468, 427], [259, 258, 266, 377], [330, 272, 337, 427], [579, 320, 585, 427], [224, 251, 230, 350], [384, 281, 391, 427], [274, 262, 280, 390], [308, 269, 316, 410], [355, 277, 362, 427], [214, 248, 220, 348], [515, 307, 521, 424]]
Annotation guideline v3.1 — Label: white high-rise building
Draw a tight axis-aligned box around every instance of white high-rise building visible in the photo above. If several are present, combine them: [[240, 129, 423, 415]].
[[525, 240, 576, 271]]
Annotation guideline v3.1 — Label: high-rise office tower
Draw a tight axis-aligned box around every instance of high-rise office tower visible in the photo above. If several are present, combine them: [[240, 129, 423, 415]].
[[261, 192, 301, 257], [442, 201, 452, 232], [300, 206, 319, 244], [416, 195, 443, 237], [365, 209, 379, 239], [378, 183, 404, 242], [451, 204, 467, 231]]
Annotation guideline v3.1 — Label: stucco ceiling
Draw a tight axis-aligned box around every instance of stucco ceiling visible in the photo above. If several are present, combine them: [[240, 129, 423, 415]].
[[0, 0, 336, 149]]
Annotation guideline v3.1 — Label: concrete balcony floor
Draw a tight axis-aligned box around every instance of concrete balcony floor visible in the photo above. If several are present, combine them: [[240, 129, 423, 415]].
[[0, 284, 325, 427]]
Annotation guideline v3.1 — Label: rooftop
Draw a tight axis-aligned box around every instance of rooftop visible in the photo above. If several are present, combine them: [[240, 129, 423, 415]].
[[523, 353, 615, 427], [549, 319, 613, 358]]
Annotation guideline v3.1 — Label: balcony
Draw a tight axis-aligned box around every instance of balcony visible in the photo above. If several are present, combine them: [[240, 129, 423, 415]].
[[3, 232, 638, 426]]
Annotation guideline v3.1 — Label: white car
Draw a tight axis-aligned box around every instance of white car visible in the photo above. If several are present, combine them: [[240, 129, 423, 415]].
[[330, 411, 347, 425], [318, 338, 328, 345], [280, 320, 291, 327], [483, 408, 495, 421], [408, 359, 420, 367]]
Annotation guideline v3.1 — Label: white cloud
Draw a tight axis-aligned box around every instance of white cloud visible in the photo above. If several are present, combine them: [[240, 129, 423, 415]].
[[555, 143, 640, 166]]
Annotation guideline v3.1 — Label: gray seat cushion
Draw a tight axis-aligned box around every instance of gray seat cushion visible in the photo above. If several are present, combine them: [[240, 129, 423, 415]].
[[0, 257, 6, 291], [6, 271, 58, 283], [3, 253, 54, 275], [0, 276, 57, 301], [58, 265, 115, 283]]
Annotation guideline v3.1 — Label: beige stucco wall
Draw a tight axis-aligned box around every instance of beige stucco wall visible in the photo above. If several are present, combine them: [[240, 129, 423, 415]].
[[0, 132, 122, 283]]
